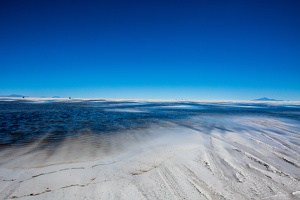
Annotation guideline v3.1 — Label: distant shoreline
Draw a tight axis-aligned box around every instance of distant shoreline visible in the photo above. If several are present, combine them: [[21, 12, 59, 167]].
[[0, 97, 299, 104]]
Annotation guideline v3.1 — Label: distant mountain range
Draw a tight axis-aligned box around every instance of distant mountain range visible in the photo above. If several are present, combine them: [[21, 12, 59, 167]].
[[0, 94, 25, 97], [253, 97, 283, 101], [0, 95, 284, 101]]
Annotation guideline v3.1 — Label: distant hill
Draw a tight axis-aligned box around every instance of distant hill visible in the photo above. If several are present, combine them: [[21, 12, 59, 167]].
[[0, 94, 29, 98], [8, 94, 24, 97], [52, 96, 61, 98], [0, 94, 25, 97], [253, 97, 283, 101]]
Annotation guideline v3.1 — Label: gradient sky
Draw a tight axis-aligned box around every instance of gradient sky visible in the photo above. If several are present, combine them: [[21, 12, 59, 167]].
[[1, 0, 300, 100]]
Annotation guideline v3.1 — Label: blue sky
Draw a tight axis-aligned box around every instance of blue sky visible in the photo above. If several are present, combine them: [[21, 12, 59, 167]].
[[1, 0, 300, 100]]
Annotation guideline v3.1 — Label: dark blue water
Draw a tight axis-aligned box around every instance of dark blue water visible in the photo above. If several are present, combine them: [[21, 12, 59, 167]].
[[0, 99, 299, 149]]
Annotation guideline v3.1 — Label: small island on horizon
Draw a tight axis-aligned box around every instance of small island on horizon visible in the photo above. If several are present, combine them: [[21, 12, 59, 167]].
[[253, 97, 283, 101]]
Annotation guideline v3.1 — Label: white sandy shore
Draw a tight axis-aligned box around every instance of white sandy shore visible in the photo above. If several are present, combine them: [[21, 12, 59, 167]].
[[1, 116, 300, 199]]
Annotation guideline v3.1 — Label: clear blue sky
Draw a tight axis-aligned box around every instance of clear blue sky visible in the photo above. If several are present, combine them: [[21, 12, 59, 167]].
[[1, 0, 300, 100]]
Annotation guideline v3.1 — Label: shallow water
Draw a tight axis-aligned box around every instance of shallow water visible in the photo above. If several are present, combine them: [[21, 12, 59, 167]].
[[0, 99, 299, 150]]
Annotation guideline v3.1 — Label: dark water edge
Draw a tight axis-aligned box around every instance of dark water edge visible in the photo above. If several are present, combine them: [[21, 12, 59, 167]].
[[0, 99, 300, 150]]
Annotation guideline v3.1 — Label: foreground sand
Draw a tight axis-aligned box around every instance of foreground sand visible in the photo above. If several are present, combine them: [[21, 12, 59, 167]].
[[1, 116, 300, 200]]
